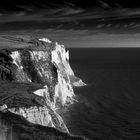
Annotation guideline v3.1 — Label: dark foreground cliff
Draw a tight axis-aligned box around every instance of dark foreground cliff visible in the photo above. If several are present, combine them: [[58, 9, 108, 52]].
[[0, 110, 85, 140], [0, 36, 86, 140]]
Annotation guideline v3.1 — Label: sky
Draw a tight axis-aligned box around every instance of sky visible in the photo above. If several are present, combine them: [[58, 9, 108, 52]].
[[1, 0, 140, 48]]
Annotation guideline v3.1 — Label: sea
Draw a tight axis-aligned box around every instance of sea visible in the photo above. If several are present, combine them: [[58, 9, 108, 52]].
[[61, 48, 140, 140]]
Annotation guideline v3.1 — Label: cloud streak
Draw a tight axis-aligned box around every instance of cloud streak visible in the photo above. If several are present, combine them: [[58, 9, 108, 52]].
[[1, 29, 140, 48], [1, 7, 140, 24]]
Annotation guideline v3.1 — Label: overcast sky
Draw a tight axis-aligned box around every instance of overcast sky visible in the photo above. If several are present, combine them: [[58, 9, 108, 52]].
[[1, 0, 140, 48]]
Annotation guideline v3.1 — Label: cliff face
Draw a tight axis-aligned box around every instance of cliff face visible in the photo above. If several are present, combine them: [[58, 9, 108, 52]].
[[0, 110, 86, 140], [0, 36, 86, 139]]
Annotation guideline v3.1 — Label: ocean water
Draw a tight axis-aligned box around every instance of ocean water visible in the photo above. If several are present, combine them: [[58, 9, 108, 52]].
[[62, 48, 140, 140]]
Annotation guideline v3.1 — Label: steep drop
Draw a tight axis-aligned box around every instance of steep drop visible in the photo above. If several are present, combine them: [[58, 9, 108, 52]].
[[0, 36, 86, 139]]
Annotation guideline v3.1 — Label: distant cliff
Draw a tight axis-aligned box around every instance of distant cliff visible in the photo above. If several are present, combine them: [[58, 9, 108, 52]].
[[0, 35, 86, 140]]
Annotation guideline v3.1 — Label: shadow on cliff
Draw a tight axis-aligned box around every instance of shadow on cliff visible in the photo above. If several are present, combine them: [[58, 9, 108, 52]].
[[0, 111, 87, 140]]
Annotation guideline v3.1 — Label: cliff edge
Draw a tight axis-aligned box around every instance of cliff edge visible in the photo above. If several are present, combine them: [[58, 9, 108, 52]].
[[0, 35, 86, 140]]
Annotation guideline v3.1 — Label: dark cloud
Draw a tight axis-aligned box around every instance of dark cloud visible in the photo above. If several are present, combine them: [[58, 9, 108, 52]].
[[0, 0, 140, 13], [0, 7, 140, 24]]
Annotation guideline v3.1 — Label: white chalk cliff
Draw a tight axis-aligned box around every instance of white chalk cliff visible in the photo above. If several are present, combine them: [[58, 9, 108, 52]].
[[0, 37, 86, 133]]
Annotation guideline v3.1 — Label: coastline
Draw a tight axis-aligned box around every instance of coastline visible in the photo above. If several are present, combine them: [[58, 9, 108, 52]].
[[0, 35, 87, 139]]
